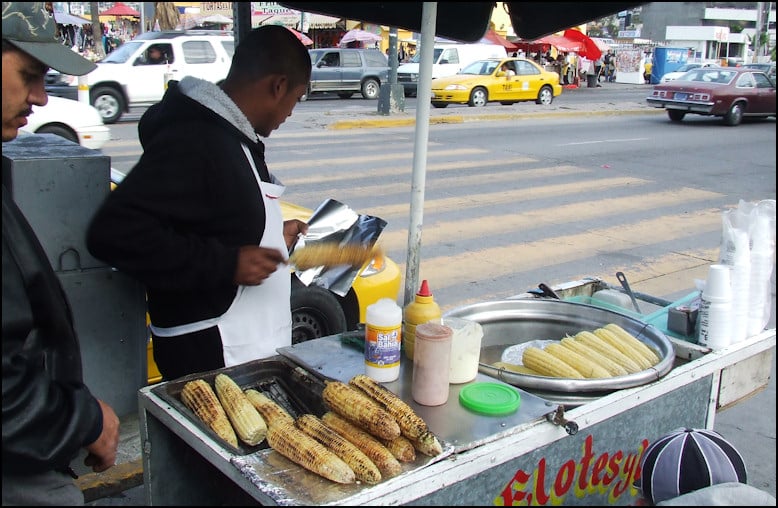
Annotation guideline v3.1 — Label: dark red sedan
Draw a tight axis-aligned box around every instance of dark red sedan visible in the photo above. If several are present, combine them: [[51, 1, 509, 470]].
[[646, 67, 776, 126]]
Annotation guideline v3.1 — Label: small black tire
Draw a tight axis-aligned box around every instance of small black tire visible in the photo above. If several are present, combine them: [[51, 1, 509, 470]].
[[290, 280, 347, 344], [361, 78, 380, 100], [723, 102, 744, 126], [667, 109, 686, 122], [35, 124, 79, 144], [91, 86, 124, 124]]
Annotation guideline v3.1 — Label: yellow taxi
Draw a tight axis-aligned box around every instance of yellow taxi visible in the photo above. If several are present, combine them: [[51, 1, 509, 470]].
[[111, 169, 402, 384], [430, 57, 563, 108]]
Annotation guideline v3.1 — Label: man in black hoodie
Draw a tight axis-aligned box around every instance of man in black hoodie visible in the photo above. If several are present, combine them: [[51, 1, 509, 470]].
[[3, 2, 119, 505], [87, 25, 311, 381]]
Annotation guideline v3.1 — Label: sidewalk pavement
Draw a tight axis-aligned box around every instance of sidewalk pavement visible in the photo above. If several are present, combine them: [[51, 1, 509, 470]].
[[293, 81, 659, 130]]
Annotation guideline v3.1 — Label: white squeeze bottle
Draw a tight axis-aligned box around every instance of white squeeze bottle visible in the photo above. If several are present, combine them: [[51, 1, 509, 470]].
[[364, 298, 402, 382], [697, 264, 733, 350]]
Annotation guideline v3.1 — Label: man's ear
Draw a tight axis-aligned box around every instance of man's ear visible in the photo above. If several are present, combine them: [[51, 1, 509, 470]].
[[269, 74, 289, 100]]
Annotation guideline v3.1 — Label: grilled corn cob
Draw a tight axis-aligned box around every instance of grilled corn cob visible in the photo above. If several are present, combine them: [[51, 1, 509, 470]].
[[409, 431, 444, 457], [573, 331, 642, 374], [603, 323, 661, 365], [289, 242, 380, 271], [522, 346, 585, 379], [560, 337, 629, 377], [214, 374, 267, 446], [544, 343, 611, 379], [322, 381, 401, 440], [296, 414, 382, 484], [491, 361, 544, 376], [593, 328, 654, 371], [348, 374, 428, 440], [244, 389, 294, 428], [379, 435, 416, 463], [180, 379, 239, 448], [267, 421, 356, 484], [321, 412, 402, 478]]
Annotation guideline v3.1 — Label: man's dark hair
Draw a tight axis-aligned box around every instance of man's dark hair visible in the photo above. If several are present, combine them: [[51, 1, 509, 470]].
[[227, 25, 311, 88]]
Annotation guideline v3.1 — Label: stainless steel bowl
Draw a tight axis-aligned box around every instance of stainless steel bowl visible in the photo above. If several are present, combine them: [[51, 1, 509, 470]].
[[444, 299, 675, 406]]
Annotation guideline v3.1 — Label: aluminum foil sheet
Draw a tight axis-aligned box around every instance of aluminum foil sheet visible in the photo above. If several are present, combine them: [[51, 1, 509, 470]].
[[231, 440, 455, 506], [292, 198, 387, 296]]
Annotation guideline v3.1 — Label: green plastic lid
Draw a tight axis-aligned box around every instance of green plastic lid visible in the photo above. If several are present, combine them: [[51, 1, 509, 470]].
[[459, 382, 521, 416]]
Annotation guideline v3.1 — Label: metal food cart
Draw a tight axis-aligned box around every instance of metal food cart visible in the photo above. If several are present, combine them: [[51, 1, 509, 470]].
[[138, 279, 775, 506]]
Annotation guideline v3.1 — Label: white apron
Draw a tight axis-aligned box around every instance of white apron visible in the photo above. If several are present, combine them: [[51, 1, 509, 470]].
[[150, 144, 291, 366]]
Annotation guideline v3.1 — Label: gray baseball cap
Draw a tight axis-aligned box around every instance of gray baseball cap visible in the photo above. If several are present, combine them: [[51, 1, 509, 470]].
[[2, 2, 96, 75]]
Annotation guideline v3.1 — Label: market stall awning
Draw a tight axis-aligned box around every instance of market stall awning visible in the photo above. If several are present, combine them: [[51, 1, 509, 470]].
[[532, 34, 585, 54], [100, 2, 139, 17], [479, 29, 518, 52]]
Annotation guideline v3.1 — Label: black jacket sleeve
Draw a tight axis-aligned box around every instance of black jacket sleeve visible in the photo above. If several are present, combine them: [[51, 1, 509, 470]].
[[2, 189, 103, 475]]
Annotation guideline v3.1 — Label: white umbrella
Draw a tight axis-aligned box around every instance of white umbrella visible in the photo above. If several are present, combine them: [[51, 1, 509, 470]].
[[53, 11, 90, 26], [200, 13, 233, 25], [339, 28, 382, 46]]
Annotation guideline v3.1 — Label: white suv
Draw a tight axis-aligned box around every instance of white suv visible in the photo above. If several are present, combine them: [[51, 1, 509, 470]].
[[46, 31, 234, 124]]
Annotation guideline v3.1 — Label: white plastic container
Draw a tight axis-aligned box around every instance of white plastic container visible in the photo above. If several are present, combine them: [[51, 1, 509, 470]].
[[364, 298, 402, 382], [697, 264, 733, 349], [444, 316, 484, 384]]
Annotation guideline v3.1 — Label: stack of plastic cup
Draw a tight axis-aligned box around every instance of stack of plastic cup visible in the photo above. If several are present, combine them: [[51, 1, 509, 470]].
[[727, 230, 750, 344], [697, 264, 733, 349], [747, 215, 774, 337]]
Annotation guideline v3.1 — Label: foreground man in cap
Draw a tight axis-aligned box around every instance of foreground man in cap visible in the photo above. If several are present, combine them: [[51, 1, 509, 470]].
[[2, 3, 120, 505]]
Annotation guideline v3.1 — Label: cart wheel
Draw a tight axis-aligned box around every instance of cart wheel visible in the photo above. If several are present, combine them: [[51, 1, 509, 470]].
[[290, 280, 347, 344]]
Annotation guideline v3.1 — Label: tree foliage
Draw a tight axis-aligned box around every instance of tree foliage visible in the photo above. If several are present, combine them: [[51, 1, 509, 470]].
[[154, 2, 180, 31]]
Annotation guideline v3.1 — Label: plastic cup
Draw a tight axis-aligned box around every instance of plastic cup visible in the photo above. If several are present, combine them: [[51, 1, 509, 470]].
[[703, 264, 732, 302]]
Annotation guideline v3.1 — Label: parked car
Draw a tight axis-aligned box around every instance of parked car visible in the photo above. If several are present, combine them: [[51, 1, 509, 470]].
[[741, 62, 776, 82], [397, 42, 508, 97], [430, 57, 563, 108], [658, 63, 709, 83], [302, 48, 389, 101], [21, 96, 110, 150], [46, 30, 234, 124], [109, 168, 402, 384], [646, 67, 776, 126]]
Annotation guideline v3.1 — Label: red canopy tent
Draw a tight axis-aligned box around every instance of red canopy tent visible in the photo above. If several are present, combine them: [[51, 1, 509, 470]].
[[531, 34, 584, 54], [479, 29, 518, 52], [562, 29, 602, 60], [100, 2, 140, 17]]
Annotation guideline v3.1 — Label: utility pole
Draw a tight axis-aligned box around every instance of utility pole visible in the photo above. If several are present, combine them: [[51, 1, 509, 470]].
[[752, 1, 764, 63], [378, 27, 405, 115]]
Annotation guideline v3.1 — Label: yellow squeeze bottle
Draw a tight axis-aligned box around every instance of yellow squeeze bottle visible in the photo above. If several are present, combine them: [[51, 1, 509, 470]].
[[403, 280, 442, 360]]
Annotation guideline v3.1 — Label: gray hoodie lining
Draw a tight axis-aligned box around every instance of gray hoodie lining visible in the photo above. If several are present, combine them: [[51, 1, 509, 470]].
[[177, 76, 258, 142]]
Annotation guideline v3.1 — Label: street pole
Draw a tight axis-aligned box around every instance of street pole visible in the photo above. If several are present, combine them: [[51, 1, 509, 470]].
[[378, 27, 405, 115]]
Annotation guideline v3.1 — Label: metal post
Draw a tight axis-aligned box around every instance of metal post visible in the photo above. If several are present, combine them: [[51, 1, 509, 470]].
[[378, 27, 405, 115], [77, 75, 89, 104], [403, 2, 436, 306]]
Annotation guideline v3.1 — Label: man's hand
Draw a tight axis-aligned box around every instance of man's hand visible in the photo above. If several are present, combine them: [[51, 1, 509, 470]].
[[84, 399, 120, 473], [234, 246, 287, 285], [283, 219, 308, 250]]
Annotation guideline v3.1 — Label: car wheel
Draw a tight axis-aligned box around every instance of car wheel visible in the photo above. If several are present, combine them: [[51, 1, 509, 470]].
[[91, 86, 124, 124], [535, 86, 554, 105], [290, 281, 348, 344], [667, 109, 686, 122], [431, 102, 448, 108], [723, 102, 744, 126], [35, 124, 79, 144], [468, 87, 487, 107], [361, 78, 380, 100]]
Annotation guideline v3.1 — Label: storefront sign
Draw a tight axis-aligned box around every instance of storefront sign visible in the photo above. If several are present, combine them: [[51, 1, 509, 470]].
[[495, 434, 648, 505]]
